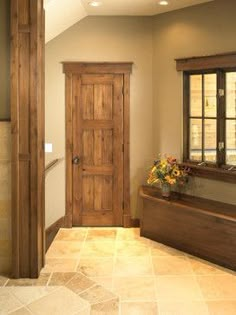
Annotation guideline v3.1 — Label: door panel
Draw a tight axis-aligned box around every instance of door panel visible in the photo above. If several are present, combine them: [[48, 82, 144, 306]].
[[72, 74, 124, 226]]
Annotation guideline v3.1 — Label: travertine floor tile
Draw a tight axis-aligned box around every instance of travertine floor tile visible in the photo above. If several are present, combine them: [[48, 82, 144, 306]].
[[156, 275, 202, 301], [0, 288, 23, 313], [90, 277, 113, 290], [41, 258, 78, 273], [158, 301, 209, 315], [116, 228, 140, 241], [80, 241, 115, 257], [150, 241, 186, 256], [9, 307, 32, 315], [120, 302, 158, 315], [0, 275, 8, 286], [91, 298, 119, 315], [55, 228, 87, 242], [9, 286, 57, 305], [7, 273, 50, 287], [78, 257, 114, 277], [196, 275, 236, 300], [86, 228, 117, 241], [75, 307, 91, 315], [113, 276, 156, 301], [48, 272, 76, 286], [116, 241, 150, 256], [66, 272, 95, 294], [113, 256, 153, 276], [79, 284, 116, 304], [46, 241, 83, 258], [27, 287, 89, 315], [207, 300, 236, 315], [152, 256, 193, 275], [187, 256, 235, 275]]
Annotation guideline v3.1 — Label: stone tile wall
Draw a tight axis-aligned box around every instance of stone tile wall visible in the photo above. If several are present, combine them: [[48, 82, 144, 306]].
[[0, 122, 11, 274]]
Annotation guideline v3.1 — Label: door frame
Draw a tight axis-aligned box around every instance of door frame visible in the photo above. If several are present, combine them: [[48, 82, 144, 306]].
[[63, 62, 132, 228]]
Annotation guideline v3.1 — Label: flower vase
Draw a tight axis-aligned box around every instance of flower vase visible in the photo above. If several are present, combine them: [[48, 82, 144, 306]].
[[161, 183, 171, 199]]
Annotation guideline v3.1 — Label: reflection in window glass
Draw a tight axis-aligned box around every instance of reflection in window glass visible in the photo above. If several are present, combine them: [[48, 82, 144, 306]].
[[204, 74, 217, 117], [226, 72, 236, 118], [204, 119, 217, 162], [190, 75, 202, 116], [226, 120, 236, 165], [190, 119, 202, 161]]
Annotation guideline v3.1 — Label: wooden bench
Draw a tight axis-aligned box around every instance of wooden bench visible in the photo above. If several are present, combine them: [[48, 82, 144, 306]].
[[139, 185, 236, 271]]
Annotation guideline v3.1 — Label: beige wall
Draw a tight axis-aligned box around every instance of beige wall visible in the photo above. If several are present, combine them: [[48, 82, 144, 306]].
[[0, 123, 11, 275], [0, 0, 10, 119], [153, 0, 236, 205], [45, 16, 153, 225]]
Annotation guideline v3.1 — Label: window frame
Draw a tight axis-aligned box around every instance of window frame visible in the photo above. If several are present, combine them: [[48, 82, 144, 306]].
[[176, 52, 236, 183]]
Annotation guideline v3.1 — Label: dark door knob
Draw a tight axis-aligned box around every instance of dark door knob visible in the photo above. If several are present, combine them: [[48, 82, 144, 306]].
[[72, 156, 80, 165]]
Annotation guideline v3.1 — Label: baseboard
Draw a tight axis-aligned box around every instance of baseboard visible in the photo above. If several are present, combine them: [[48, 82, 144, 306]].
[[46, 216, 66, 251], [130, 218, 140, 227]]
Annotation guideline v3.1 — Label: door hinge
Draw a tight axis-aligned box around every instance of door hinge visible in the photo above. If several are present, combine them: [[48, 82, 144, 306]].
[[218, 89, 224, 97]]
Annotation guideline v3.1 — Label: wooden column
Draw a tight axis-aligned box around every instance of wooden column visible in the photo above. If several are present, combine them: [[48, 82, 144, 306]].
[[11, 0, 45, 278]]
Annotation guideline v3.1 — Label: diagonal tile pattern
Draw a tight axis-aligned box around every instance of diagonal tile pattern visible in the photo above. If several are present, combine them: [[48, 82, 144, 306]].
[[0, 227, 235, 314]]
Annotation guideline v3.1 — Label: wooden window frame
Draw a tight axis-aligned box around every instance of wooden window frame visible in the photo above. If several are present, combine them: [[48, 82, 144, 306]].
[[176, 52, 236, 183]]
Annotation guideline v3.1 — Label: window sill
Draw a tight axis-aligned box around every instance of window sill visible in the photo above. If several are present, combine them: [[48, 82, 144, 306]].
[[181, 162, 236, 184]]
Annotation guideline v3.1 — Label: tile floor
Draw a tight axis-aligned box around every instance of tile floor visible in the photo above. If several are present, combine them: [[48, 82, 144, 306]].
[[0, 227, 236, 314]]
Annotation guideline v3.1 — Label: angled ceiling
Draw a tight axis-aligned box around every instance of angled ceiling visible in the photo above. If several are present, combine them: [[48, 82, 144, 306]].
[[44, 0, 214, 43]]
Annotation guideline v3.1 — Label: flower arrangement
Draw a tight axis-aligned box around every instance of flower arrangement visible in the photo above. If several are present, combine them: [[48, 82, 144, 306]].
[[147, 155, 189, 187]]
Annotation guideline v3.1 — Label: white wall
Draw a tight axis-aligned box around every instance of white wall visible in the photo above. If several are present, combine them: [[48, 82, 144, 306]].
[[45, 16, 153, 226]]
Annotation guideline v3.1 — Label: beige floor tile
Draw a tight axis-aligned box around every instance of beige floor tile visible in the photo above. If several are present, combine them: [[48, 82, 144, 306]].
[[207, 300, 236, 315], [91, 298, 119, 315], [150, 241, 186, 257], [75, 307, 91, 315], [66, 272, 95, 294], [116, 228, 140, 241], [80, 241, 115, 257], [0, 275, 8, 286], [113, 256, 153, 276], [158, 301, 209, 315], [9, 286, 58, 305], [116, 241, 150, 256], [77, 257, 114, 277], [90, 277, 113, 290], [48, 272, 76, 286], [113, 276, 156, 301], [120, 302, 158, 315], [156, 275, 202, 301], [55, 228, 87, 241], [187, 256, 235, 275], [0, 288, 23, 313], [86, 228, 117, 241], [7, 273, 50, 287], [46, 241, 83, 258], [196, 275, 236, 300], [9, 307, 32, 315], [27, 286, 89, 315], [152, 256, 193, 275], [41, 258, 78, 273], [79, 284, 116, 304]]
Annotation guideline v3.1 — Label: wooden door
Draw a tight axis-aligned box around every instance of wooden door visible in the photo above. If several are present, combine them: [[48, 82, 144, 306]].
[[72, 73, 124, 226]]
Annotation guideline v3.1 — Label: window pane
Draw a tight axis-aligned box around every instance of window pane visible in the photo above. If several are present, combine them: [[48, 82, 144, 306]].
[[226, 120, 236, 165], [204, 119, 217, 162], [204, 74, 217, 117], [190, 119, 202, 161], [190, 75, 202, 116], [226, 72, 236, 118]]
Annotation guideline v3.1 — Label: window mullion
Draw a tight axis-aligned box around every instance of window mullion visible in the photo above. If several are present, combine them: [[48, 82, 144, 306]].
[[202, 74, 205, 162], [217, 70, 226, 166]]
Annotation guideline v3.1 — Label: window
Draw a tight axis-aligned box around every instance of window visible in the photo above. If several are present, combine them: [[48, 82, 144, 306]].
[[184, 69, 236, 169]]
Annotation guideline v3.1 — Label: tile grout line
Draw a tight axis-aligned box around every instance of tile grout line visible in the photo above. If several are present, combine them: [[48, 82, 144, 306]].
[[149, 237, 160, 315]]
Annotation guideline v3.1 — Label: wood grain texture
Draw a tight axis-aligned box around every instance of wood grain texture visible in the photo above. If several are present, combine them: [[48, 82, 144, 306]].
[[46, 216, 66, 251], [11, 0, 45, 278], [140, 186, 236, 271], [64, 63, 132, 227]]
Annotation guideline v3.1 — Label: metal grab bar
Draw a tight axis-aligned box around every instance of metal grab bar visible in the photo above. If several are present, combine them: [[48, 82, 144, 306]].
[[45, 157, 64, 175]]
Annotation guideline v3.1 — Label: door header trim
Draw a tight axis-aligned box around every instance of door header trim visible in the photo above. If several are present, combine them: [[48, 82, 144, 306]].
[[62, 62, 133, 74]]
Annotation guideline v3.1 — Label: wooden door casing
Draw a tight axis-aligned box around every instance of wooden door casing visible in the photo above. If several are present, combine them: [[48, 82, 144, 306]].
[[63, 63, 132, 228]]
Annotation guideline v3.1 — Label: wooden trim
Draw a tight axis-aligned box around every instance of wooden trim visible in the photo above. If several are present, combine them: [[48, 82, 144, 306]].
[[63, 62, 133, 74], [0, 119, 11, 122], [130, 218, 140, 227], [11, 0, 45, 278], [46, 216, 66, 251], [64, 62, 132, 228], [176, 51, 236, 71], [181, 162, 236, 184]]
